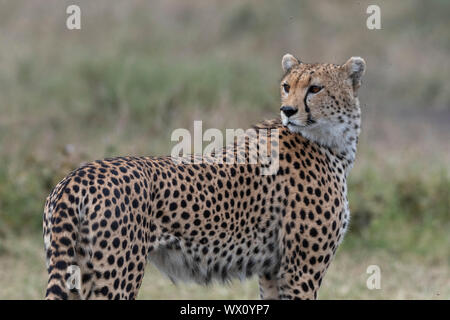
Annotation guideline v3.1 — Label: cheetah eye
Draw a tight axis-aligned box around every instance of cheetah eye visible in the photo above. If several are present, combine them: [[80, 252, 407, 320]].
[[282, 83, 290, 94], [308, 85, 322, 94]]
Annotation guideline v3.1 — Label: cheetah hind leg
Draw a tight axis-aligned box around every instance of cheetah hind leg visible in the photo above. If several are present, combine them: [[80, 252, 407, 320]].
[[69, 233, 150, 300]]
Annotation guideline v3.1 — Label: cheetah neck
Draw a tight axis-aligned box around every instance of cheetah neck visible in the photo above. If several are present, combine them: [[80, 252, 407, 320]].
[[288, 110, 361, 176], [300, 125, 358, 170]]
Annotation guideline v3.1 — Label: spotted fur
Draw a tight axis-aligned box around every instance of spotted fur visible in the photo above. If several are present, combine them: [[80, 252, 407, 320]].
[[43, 54, 365, 300]]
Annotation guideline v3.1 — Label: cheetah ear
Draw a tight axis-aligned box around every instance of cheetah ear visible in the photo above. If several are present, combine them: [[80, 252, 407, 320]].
[[282, 54, 301, 73], [343, 57, 366, 91]]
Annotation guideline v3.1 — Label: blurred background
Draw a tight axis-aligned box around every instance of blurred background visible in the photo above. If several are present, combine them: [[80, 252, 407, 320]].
[[0, 0, 448, 299]]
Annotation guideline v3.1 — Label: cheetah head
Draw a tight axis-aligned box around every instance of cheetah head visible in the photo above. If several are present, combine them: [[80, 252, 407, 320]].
[[279, 54, 366, 154]]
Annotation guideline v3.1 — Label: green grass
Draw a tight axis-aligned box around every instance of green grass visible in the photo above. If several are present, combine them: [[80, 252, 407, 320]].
[[0, 233, 448, 300], [346, 166, 450, 256]]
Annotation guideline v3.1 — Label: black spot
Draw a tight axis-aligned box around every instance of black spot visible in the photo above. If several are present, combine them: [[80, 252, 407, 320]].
[[111, 221, 118, 231], [181, 212, 190, 220], [55, 261, 67, 270], [47, 285, 68, 300], [60, 237, 71, 246], [94, 251, 103, 260], [113, 237, 120, 248]]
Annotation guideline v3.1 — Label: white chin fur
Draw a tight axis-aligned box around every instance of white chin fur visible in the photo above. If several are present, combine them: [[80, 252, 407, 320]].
[[284, 118, 343, 150], [287, 124, 302, 133], [280, 112, 289, 126]]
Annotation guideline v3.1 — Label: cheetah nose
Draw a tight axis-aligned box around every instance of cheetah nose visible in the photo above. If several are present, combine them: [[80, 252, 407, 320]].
[[280, 106, 298, 118]]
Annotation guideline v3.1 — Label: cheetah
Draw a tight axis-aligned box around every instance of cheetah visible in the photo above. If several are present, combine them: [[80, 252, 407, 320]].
[[43, 53, 366, 300]]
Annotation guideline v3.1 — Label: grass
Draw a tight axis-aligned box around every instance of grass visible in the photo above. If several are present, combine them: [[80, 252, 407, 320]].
[[0, 233, 448, 300]]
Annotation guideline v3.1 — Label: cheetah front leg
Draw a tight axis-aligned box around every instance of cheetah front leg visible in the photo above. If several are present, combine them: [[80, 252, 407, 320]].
[[258, 273, 279, 300], [276, 241, 337, 300], [276, 260, 319, 300], [276, 229, 336, 299]]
